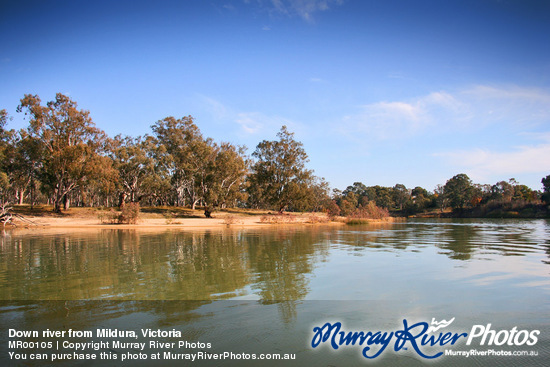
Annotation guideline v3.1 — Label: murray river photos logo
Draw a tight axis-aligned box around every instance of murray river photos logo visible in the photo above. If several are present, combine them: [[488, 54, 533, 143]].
[[311, 318, 540, 360]]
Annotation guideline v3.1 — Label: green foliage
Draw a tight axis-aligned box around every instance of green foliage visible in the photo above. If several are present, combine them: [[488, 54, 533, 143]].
[[443, 173, 474, 210], [247, 126, 315, 212], [392, 184, 409, 210], [151, 116, 205, 208], [17, 93, 111, 212], [110, 135, 161, 205], [404, 186, 435, 214], [151, 116, 248, 215]]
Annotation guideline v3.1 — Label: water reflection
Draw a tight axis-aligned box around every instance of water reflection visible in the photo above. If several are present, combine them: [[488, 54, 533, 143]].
[[336, 219, 550, 262], [0, 228, 332, 305], [1, 221, 549, 303], [1, 221, 549, 366]]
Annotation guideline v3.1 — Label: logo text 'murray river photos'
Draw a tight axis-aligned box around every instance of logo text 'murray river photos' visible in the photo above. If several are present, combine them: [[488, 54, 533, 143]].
[[311, 318, 539, 359]]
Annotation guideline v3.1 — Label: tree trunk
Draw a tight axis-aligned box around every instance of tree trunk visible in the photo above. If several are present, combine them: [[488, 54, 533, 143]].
[[54, 200, 61, 213], [18, 190, 24, 205], [119, 192, 127, 208], [63, 194, 70, 210]]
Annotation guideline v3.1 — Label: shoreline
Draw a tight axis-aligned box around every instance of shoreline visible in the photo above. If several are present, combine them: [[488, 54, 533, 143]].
[[4, 209, 400, 231]]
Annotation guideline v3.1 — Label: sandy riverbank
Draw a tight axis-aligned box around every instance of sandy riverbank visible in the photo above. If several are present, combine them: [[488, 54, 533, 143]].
[[4, 205, 401, 231]]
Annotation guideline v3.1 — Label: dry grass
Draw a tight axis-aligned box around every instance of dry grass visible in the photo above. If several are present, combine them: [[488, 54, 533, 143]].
[[260, 213, 299, 224], [305, 213, 330, 224]]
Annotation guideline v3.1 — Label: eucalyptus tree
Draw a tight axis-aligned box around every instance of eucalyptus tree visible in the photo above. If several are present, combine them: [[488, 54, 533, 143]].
[[17, 93, 111, 212], [204, 142, 248, 211], [247, 126, 314, 213], [3, 130, 43, 205], [443, 173, 474, 210], [151, 116, 210, 209], [0, 110, 10, 202], [110, 135, 161, 206], [392, 184, 410, 210]]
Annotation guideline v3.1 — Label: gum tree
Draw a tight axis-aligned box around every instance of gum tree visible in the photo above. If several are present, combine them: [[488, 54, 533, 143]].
[[17, 93, 110, 212], [247, 126, 314, 213], [444, 173, 474, 210]]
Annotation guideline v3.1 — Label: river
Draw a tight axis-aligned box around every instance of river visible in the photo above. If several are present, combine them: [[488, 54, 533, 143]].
[[1, 219, 548, 366]]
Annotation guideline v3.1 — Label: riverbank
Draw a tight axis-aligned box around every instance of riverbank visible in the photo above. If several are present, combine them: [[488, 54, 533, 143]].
[[4, 205, 403, 230]]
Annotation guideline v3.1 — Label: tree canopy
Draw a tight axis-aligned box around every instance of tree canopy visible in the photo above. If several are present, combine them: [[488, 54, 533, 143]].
[[17, 93, 110, 212], [248, 126, 315, 212]]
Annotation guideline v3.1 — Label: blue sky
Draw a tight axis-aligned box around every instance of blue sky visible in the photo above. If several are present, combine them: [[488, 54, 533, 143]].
[[1, 0, 550, 191]]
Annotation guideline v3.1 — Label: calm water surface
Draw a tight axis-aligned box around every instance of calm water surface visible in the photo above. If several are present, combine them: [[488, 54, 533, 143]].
[[1, 219, 549, 366]]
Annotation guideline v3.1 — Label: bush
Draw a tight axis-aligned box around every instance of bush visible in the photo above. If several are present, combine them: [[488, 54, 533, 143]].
[[326, 200, 341, 219], [307, 213, 329, 223], [118, 202, 140, 224], [259, 213, 297, 224], [352, 201, 389, 219], [223, 214, 237, 225]]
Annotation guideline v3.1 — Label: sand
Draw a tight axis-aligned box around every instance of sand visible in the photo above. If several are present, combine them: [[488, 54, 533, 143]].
[[7, 211, 343, 231]]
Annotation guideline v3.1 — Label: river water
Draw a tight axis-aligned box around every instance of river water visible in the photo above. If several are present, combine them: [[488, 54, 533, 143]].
[[1, 219, 549, 366]]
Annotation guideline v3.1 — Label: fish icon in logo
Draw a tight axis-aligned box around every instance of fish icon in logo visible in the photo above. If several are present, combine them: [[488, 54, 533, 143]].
[[427, 317, 456, 333]]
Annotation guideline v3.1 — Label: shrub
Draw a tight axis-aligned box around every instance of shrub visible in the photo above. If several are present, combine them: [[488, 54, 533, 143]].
[[347, 201, 389, 221], [223, 214, 237, 225], [307, 213, 329, 223], [118, 202, 140, 224], [326, 200, 341, 219], [164, 211, 175, 224], [259, 213, 298, 224]]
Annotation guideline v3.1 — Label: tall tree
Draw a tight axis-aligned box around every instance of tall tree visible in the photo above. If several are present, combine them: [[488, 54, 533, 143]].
[[247, 126, 314, 213], [110, 135, 159, 206], [444, 173, 474, 210], [491, 180, 514, 202], [204, 142, 248, 211], [151, 116, 210, 209], [17, 93, 110, 212], [3, 130, 43, 205], [392, 184, 409, 210], [0, 110, 10, 202]]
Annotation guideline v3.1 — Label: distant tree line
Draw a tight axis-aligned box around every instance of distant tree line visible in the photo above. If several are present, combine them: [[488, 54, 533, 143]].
[[1, 93, 549, 218], [331, 173, 549, 218]]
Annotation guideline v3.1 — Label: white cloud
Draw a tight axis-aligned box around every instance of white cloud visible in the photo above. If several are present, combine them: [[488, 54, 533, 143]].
[[435, 142, 550, 183], [340, 85, 550, 140], [341, 91, 464, 139], [250, 0, 344, 22], [198, 94, 228, 120], [198, 95, 297, 136], [235, 112, 295, 134], [309, 77, 325, 83], [460, 85, 550, 126]]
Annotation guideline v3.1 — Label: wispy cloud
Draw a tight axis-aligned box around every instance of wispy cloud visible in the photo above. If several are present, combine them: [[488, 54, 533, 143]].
[[460, 85, 550, 126], [249, 0, 345, 22], [309, 77, 326, 83], [197, 94, 228, 120], [435, 142, 550, 183], [340, 85, 550, 140], [235, 111, 295, 134], [198, 95, 298, 136], [341, 91, 464, 139]]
